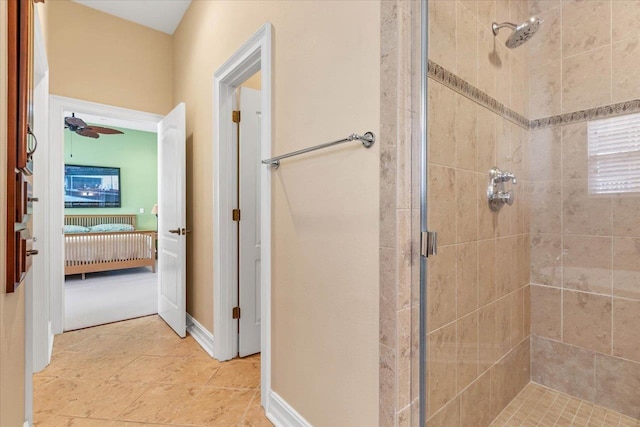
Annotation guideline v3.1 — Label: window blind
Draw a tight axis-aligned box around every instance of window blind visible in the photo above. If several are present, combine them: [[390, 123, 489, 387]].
[[588, 113, 640, 195]]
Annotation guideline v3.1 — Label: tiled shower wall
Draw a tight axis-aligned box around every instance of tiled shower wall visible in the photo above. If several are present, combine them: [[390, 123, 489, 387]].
[[425, 0, 531, 426], [528, 0, 640, 420]]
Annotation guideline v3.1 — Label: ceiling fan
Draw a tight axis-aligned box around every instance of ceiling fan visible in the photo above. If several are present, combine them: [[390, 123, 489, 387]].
[[64, 113, 124, 139]]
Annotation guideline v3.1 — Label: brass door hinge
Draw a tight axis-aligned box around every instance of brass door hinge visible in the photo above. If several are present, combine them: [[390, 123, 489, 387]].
[[232, 110, 241, 123], [232, 209, 241, 222], [232, 307, 241, 319]]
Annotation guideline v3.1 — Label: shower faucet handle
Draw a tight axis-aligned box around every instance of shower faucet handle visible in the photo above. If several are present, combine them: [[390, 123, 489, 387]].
[[501, 171, 517, 184]]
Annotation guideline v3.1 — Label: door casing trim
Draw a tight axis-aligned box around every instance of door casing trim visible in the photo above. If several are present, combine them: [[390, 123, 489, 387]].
[[212, 23, 273, 411]]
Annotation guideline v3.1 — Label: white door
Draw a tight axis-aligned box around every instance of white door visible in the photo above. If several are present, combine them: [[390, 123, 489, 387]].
[[157, 103, 187, 338], [239, 88, 261, 357]]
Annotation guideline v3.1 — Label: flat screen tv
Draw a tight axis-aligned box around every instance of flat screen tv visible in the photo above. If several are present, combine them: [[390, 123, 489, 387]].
[[64, 165, 121, 208]]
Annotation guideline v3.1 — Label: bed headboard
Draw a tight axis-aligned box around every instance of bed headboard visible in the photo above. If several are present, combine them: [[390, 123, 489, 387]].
[[64, 214, 137, 229]]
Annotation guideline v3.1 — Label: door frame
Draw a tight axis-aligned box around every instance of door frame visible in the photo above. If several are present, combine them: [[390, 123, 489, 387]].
[[47, 96, 162, 333], [212, 22, 272, 406]]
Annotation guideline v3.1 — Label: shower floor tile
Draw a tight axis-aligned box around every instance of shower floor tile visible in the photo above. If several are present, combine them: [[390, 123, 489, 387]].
[[490, 383, 639, 427]]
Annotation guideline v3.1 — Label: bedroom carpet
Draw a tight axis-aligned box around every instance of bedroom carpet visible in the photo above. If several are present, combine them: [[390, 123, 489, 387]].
[[65, 267, 158, 331], [33, 315, 271, 426]]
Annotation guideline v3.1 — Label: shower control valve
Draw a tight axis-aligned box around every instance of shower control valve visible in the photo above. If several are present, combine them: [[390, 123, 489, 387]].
[[487, 167, 517, 211]]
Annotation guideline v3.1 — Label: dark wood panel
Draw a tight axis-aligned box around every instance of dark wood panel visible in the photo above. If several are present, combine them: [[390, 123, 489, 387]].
[[5, 0, 36, 293]]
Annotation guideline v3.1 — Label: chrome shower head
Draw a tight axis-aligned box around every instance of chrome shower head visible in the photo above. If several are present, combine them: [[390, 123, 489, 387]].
[[492, 17, 542, 48]]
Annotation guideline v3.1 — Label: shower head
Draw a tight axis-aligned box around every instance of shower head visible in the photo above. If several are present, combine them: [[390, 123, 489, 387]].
[[492, 17, 542, 48]]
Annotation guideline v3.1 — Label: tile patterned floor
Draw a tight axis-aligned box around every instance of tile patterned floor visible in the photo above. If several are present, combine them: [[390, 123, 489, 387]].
[[491, 383, 640, 427], [34, 315, 273, 426]]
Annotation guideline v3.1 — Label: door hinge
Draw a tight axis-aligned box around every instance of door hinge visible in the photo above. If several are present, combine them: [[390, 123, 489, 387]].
[[232, 110, 241, 123], [232, 306, 241, 319], [232, 209, 241, 222], [420, 231, 438, 258]]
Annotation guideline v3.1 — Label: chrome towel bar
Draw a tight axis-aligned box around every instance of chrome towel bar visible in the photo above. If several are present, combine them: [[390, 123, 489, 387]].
[[261, 131, 375, 169]]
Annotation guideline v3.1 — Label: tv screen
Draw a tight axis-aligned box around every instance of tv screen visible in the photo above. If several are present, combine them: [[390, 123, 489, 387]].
[[64, 165, 121, 208]]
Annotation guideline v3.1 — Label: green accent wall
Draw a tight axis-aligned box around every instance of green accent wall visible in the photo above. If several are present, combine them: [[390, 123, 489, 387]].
[[64, 124, 158, 230]]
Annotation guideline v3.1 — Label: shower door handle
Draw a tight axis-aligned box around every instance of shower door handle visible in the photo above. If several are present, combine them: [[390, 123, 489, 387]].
[[421, 231, 437, 258]]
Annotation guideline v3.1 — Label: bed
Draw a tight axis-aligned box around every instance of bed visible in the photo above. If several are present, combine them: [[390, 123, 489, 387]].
[[64, 214, 156, 279]]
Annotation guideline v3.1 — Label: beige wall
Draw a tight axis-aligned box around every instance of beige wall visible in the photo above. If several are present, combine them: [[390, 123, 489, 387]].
[[45, 0, 173, 115], [426, 1, 531, 425], [173, 1, 380, 425], [0, 1, 26, 425]]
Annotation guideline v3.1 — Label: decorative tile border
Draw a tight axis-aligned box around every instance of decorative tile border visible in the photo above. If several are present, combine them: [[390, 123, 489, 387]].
[[427, 60, 530, 129], [530, 99, 640, 129]]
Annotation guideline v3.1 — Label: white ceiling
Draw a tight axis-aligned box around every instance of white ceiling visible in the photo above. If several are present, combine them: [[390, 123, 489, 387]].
[[73, 0, 192, 35]]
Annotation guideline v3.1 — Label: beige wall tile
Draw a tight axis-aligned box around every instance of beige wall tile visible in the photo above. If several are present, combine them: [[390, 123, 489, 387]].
[[613, 37, 640, 103], [613, 298, 640, 363], [478, 239, 496, 306], [495, 295, 512, 359], [530, 233, 562, 287], [510, 288, 525, 346], [612, 237, 640, 300], [563, 290, 612, 354], [457, 243, 479, 317], [379, 344, 396, 427], [561, 0, 611, 58], [428, 83, 457, 168], [562, 179, 612, 236], [428, 245, 458, 332], [477, 108, 497, 174], [428, 322, 458, 417], [456, 3, 478, 86], [459, 0, 478, 17], [530, 60, 561, 119], [477, 175, 498, 239], [561, 122, 588, 180], [562, 45, 612, 113], [511, 58, 527, 117], [494, 0, 511, 45], [429, 0, 457, 72], [457, 312, 479, 391], [460, 370, 492, 427], [530, 181, 562, 234], [531, 336, 596, 402], [524, 285, 531, 337], [426, 395, 461, 427], [612, 0, 640, 42], [477, 0, 496, 29], [455, 95, 478, 172], [529, 127, 561, 181], [563, 235, 612, 295], [478, 27, 498, 99], [496, 237, 518, 298], [613, 197, 640, 237], [529, 0, 560, 15], [528, 7, 561, 67], [479, 302, 498, 372], [595, 354, 640, 419], [495, 44, 512, 108], [428, 165, 456, 246], [456, 170, 479, 242], [530, 285, 562, 340]]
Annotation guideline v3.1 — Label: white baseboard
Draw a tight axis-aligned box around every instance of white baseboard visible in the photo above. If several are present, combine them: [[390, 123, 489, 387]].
[[266, 390, 312, 427], [186, 313, 214, 357]]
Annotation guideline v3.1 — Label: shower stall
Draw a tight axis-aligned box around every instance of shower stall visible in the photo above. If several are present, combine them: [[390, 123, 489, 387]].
[[379, 0, 640, 425]]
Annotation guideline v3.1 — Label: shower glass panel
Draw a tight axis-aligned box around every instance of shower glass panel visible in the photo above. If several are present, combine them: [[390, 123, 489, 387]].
[[417, 0, 640, 425]]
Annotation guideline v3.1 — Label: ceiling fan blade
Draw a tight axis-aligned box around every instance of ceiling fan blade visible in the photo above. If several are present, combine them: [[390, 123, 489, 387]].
[[65, 116, 88, 128], [86, 126, 124, 135], [76, 129, 100, 139]]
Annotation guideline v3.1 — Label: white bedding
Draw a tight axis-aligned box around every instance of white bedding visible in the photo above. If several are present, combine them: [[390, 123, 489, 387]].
[[65, 232, 153, 263]]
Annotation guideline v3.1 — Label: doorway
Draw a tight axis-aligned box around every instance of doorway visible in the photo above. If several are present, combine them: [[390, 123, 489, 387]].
[[61, 113, 159, 331], [212, 23, 272, 411]]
